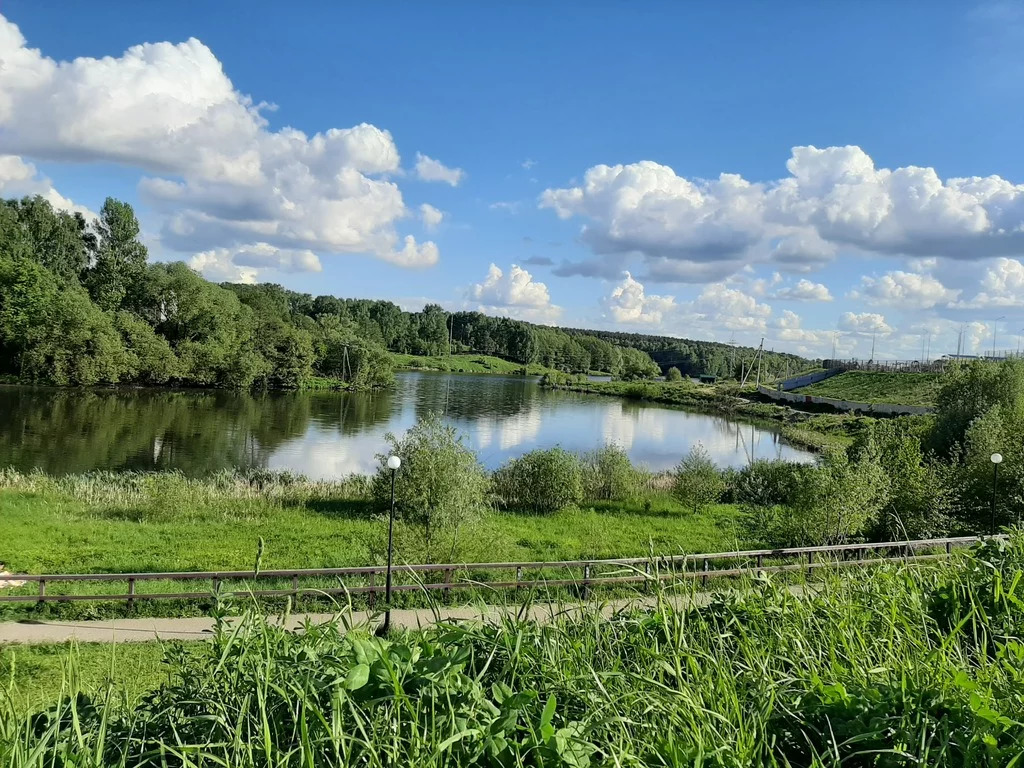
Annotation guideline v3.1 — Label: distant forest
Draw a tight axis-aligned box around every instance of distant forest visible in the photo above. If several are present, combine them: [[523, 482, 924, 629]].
[[563, 328, 810, 381], [0, 195, 813, 390]]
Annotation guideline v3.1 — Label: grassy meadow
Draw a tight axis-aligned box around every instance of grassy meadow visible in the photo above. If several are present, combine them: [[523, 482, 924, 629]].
[[0, 469, 746, 618], [392, 352, 557, 376], [794, 371, 943, 407], [2, 536, 1022, 766]]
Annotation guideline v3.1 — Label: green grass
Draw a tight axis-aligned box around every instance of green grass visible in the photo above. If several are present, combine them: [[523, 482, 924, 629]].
[[795, 371, 943, 407], [2, 537, 1022, 765], [0, 642, 178, 715], [392, 352, 556, 376], [0, 470, 745, 618]]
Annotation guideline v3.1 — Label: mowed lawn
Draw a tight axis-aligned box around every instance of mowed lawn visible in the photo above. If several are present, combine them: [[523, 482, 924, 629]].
[[794, 371, 943, 407]]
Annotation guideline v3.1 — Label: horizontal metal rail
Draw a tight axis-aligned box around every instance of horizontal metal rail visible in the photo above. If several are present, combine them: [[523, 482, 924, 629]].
[[0, 535, 1000, 605]]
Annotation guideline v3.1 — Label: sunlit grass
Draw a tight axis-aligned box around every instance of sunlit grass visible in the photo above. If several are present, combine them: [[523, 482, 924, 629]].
[[2, 536, 1022, 766]]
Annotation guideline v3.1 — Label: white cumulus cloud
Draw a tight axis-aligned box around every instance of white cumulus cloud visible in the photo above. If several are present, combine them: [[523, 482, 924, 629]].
[[470, 264, 559, 322], [955, 257, 1024, 308], [602, 272, 676, 324], [839, 311, 894, 335], [772, 278, 833, 302], [188, 242, 321, 283], [541, 145, 1024, 284], [0, 154, 90, 217], [854, 270, 960, 309], [414, 152, 464, 186], [420, 203, 443, 231], [0, 14, 438, 268]]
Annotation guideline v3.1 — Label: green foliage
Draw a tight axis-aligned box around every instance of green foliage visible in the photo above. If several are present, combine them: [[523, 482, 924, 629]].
[[581, 443, 643, 502], [21, 288, 128, 386], [853, 417, 951, 540], [672, 444, 726, 514], [114, 311, 179, 384], [492, 448, 585, 514], [370, 413, 489, 560], [5, 540, 1024, 765], [664, 366, 683, 382], [734, 459, 809, 509], [930, 359, 1024, 530], [753, 450, 890, 547], [85, 198, 148, 312]]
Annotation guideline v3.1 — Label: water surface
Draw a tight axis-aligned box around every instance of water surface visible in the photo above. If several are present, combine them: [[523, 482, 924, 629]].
[[0, 373, 812, 478]]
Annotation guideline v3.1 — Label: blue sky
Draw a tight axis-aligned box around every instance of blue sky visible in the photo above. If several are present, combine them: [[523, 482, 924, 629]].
[[2, 1, 1024, 359]]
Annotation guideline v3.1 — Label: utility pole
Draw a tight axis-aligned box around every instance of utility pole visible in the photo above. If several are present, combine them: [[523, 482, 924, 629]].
[[448, 314, 454, 356], [993, 316, 1005, 358], [870, 331, 876, 363], [755, 337, 764, 388]]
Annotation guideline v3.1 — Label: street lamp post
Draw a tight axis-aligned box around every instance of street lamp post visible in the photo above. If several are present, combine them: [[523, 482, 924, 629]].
[[990, 453, 1002, 536], [379, 455, 401, 635]]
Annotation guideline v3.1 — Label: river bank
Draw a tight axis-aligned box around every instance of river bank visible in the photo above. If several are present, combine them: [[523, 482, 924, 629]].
[[540, 378, 870, 452]]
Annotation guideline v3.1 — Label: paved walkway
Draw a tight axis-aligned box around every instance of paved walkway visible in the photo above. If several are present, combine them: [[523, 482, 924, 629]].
[[0, 595, 723, 645]]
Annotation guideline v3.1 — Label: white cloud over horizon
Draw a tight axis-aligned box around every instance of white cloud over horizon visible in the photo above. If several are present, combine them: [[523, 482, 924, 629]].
[[541, 145, 1024, 285], [470, 263, 561, 323], [602, 272, 676, 324]]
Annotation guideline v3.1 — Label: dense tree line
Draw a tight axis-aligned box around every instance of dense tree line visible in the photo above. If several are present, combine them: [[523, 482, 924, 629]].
[[564, 328, 811, 380], [0, 195, 665, 389]]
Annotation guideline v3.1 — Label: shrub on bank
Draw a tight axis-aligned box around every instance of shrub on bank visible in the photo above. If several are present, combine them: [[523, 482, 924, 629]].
[[492, 448, 584, 513], [581, 443, 643, 502], [672, 444, 726, 514], [371, 413, 488, 557]]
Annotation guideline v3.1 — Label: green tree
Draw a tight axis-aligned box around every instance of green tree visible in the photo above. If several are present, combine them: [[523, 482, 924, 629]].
[[672, 444, 725, 514], [22, 288, 128, 385], [370, 413, 489, 561], [115, 311, 179, 384], [665, 366, 683, 382], [86, 198, 148, 312]]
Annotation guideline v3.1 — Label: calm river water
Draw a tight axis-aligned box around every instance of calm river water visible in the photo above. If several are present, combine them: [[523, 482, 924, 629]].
[[0, 373, 813, 478]]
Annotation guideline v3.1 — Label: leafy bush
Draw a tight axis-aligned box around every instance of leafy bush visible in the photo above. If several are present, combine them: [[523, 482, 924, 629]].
[[581, 443, 642, 501], [751, 450, 889, 547], [734, 459, 808, 508], [493, 448, 584, 513], [672, 444, 725, 514], [664, 366, 683, 382], [370, 412, 488, 560]]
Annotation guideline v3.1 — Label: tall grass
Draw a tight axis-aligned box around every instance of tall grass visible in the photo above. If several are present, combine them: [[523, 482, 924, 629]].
[[2, 537, 1022, 766]]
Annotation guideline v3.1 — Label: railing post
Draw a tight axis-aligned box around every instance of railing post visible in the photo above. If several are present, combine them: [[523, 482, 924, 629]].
[[807, 551, 815, 574], [756, 554, 763, 575], [702, 558, 709, 587], [582, 564, 591, 599], [368, 572, 376, 609], [945, 541, 952, 556], [127, 578, 136, 610], [292, 574, 299, 601], [37, 579, 46, 605], [515, 566, 523, 587], [443, 567, 453, 598], [212, 578, 221, 596]]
